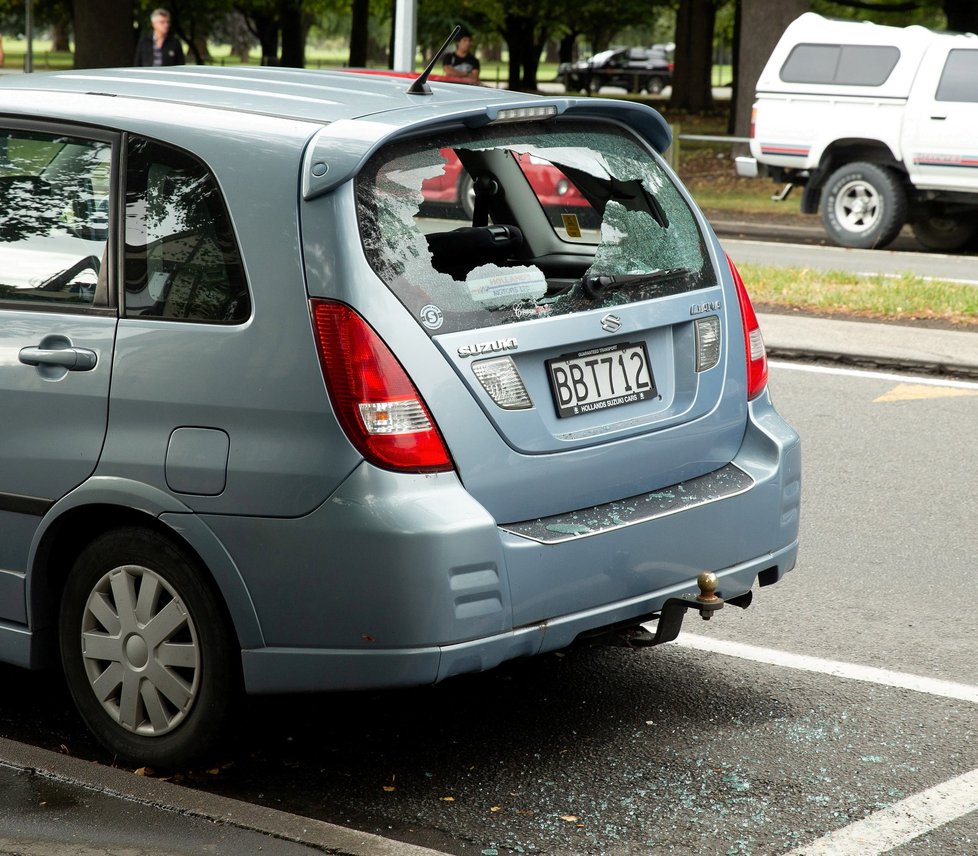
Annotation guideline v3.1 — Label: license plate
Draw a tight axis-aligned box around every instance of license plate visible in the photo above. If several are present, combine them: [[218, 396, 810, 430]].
[[546, 342, 656, 418]]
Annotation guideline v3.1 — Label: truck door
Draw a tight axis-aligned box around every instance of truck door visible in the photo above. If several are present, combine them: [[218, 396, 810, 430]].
[[906, 45, 978, 191], [0, 125, 117, 626]]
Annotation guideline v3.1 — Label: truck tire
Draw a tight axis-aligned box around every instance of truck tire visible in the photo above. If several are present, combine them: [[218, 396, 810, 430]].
[[820, 162, 907, 249], [910, 206, 978, 252], [645, 76, 665, 94]]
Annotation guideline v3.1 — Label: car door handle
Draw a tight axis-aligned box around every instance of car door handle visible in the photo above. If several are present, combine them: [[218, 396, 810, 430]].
[[19, 345, 98, 371], [930, 115, 947, 120]]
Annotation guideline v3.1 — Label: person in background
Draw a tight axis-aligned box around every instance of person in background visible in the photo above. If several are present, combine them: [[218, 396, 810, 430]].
[[134, 8, 185, 67], [0, 34, 5, 68], [442, 29, 480, 84]]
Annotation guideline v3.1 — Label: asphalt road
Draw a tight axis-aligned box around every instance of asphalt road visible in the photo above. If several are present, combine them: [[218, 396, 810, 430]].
[[719, 234, 978, 284], [1, 363, 976, 855]]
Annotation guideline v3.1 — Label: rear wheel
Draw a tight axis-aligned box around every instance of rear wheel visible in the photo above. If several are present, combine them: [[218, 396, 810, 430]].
[[645, 76, 665, 94], [910, 205, 978, 252], [820, 161, 907, 249], [458, 173, 476, 220], [59, 527, 238, 768]]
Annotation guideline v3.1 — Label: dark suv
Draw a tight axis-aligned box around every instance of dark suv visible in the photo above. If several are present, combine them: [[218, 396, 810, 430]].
[[559, 47, 674, 94]]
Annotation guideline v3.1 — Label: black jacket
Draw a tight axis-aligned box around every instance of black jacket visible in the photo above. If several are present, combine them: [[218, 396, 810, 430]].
[[134, 34, 185, 67]]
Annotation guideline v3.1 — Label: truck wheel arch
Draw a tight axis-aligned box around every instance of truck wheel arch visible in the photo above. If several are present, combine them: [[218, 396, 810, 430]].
[[803, 139, 906, 213]]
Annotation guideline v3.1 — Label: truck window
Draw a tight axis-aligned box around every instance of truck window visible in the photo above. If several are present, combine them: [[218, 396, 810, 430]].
[[936, 49, 978, 102], [780, 44, 900, 86]]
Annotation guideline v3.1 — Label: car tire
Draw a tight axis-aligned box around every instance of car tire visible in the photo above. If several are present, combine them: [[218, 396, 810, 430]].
[[646, 76, 665, 94], [820, 162, 907, 249], [59, 527, 239, 768], [458, 173, 476, 220], [910, 206, 978, 252]]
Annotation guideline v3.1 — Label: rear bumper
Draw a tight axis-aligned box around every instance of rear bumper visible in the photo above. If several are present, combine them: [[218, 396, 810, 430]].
[[241, 539, 797, 693], [224, 391, 800, 694]]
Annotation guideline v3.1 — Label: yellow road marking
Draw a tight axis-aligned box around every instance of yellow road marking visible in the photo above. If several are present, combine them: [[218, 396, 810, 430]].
[[875, 383, 978, 402]]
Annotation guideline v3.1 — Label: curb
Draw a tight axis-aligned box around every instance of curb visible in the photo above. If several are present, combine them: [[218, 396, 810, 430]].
[[0, 737, 451, 856]]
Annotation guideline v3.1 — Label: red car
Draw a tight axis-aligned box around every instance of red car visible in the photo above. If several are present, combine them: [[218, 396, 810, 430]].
[[422, 149, 590, 218], [337, 69, 591, 218]]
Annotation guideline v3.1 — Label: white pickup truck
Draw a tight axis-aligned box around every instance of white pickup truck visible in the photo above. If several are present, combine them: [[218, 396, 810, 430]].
[[736, 13, 978, 250]]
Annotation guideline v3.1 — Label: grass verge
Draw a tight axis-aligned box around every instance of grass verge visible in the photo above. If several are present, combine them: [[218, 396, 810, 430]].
[[740, 263, 978, 330]]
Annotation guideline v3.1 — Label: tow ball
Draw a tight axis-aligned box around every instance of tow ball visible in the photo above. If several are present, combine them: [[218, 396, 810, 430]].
[[598, 572, 754, 649]]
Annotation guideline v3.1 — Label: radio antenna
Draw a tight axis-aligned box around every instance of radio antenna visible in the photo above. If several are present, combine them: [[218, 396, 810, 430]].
[[407, 25, 461, 95]]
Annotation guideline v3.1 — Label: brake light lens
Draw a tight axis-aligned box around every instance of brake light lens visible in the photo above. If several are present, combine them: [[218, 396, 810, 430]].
[[749, 107, 757, 140], [310, 300, 453, 473], [727, 255, 768, 400]]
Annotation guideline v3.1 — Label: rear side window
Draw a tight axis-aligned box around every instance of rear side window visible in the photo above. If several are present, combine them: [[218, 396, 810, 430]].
[[0, 128, 110, 308], [780, 44, 900, 86], [356, 119, 713, 336], [124, 137, 249, 322], [936, 49, 978, 102]]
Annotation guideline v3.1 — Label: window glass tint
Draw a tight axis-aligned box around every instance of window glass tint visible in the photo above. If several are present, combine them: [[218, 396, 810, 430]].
[[125, 138, 249, 322], [781, 44, 899, 86], [936, 49, 978, 102], [356, 119, 713, 336], [0, 129, 110, 308]]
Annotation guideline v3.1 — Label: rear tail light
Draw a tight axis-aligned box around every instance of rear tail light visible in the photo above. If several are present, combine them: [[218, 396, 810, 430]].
[[727, 255, 768, 400], [310, 300, 453, 473], [749, 107, 757, 140]]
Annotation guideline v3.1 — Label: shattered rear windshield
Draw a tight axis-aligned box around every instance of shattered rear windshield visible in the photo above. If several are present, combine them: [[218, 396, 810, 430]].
[[355, 118, 714, 335]]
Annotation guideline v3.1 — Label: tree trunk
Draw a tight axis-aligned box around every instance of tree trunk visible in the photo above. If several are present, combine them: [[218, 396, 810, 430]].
[[349, 0, 369, 67], [502, 12, 546, 91], [944, 0, 978, 33], [279, 1, 306, 68], [51, 17, 71, 53], [558, 32, 578, 65], [75, 0, 134, 68], [669, 0, 717, 112], [242, 9, 281, 65], [732, 0, 810, 145]]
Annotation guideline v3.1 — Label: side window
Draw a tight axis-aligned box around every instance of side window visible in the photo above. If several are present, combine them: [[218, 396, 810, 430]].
[[0, 129, 110, 308], [124, 137, 249, 323], [780, 44, 900, 87], [936, 50, 978, 103]]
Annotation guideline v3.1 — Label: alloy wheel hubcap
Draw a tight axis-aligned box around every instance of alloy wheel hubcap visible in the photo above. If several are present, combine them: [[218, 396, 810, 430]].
[[835, 179, 881, 233]]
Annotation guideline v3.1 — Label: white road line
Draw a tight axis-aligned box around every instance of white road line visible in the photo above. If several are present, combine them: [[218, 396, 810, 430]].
[[769, 359, 978, 390], [674, 634, 978, 704], [783, 767, 978, 856], [676, 634, 978, 852]]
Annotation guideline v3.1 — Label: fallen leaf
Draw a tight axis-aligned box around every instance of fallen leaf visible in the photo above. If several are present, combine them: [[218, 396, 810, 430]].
[[440, 796, 456, 802], [383, 785, 396, 792], [134, 767, 151, 777], [490, 805, 502, 813], [560, 815, 578, 822], [206, 767, 222, 775]]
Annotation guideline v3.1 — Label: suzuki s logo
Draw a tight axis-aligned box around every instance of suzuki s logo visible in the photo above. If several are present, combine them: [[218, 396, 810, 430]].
[[600, 313, 622, 333]]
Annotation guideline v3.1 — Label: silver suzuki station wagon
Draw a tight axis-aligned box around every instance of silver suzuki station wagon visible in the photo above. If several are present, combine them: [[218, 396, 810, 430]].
[[0, 66, 800, 766]]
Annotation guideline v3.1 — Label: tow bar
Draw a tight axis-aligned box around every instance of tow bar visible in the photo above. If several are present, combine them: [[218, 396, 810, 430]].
[[588, 572, 754, 649]]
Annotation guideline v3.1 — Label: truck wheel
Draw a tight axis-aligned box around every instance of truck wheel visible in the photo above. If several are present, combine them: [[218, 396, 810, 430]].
[[59, 527, 239, 768], [910, 207, 978, 252], [820, 162, 907, 249], [646, 76, 665, 94]]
